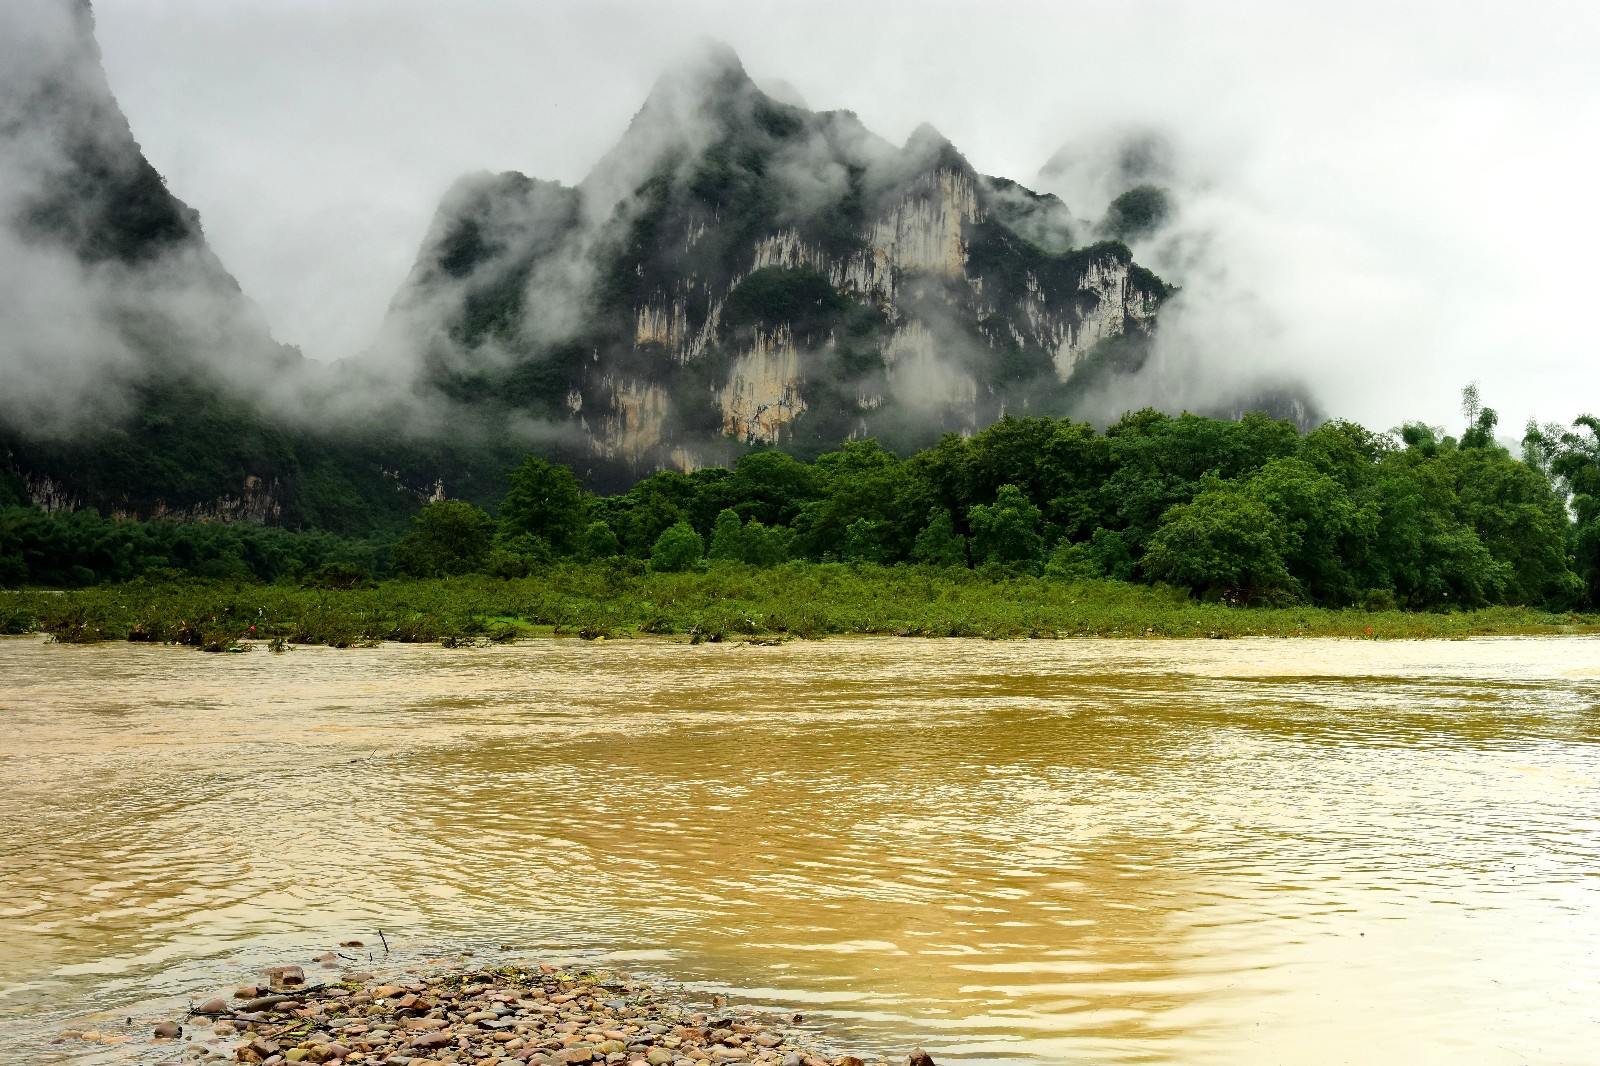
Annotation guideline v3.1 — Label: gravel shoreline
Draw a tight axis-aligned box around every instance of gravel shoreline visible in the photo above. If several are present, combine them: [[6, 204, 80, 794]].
[[63, 957, 934, 1066]]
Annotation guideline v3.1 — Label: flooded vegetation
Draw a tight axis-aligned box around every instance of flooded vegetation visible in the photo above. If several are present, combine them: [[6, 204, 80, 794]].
[[4, 636, 1600, 1063]]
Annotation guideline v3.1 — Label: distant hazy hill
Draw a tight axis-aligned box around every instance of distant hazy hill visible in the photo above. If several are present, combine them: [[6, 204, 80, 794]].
[[0, 1, 486, 529]]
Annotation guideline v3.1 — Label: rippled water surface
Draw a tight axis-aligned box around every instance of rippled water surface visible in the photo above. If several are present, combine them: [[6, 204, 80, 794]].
[[3, 635, 1600, 1064]]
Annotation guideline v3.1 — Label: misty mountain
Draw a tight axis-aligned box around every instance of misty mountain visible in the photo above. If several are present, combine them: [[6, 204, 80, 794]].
[[0, 5, 1313, 531], [378, 43, 1175, 473]]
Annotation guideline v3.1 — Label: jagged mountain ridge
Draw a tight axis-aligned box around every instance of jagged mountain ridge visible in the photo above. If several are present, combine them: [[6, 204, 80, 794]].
[[382, 44, 1172, 471]]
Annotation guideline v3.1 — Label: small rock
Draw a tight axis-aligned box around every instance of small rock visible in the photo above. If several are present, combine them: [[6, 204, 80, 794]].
[[198, 998, 230, 1014], [154, 1021, 183, 1039], [263, 966, 306, 990], [907, 1053, 937, 1066]]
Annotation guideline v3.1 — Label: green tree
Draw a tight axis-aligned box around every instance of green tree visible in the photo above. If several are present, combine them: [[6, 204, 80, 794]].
[[1398, 422, 1451, 458], [1448, 448, 1576, 605], [1243, 457, 1371, 604], [1046, 528, 1135, 581], [1039, 419, 1112, 538], [963, 417, 1059, 513], [1299, 419, 1390, 492], [702, 509, 791, 566], [841, 518, 893, 563], [1544, 416, 1600, 605], [499, 456, 588, 554], [576, 520, 621, 562], [607, 470, 703, 557], [485, 532, 553, 579], [794, 439, 927, 561], [723, 450, 820, 527], [393, 500, 494, 577], [912, 508, 968, 568], [648, 521, 704, 573], [1366, 458, 1506, 609], [968, 484, 1045, 567], [1101, 184, 1171, 240], [1100, 409, 1300, 554], [1459, 390, 1500, 450], [1143, 486, 1296, 602], [739, 520, 792, 567], [707, 508, 744, 561]]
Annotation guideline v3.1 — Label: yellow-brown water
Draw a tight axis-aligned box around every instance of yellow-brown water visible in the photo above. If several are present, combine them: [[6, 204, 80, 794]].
[[3, 635, 1599, 1064]]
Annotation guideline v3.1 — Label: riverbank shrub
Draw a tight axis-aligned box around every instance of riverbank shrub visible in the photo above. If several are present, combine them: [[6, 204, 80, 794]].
[[3, 564, 1597, 651]]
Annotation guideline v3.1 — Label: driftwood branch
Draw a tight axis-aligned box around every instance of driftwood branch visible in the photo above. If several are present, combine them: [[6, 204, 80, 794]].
[[188, 984, 336, 1018]]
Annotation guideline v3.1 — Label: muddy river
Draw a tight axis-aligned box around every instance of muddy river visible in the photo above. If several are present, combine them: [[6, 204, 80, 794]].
[[2, 635, 1598, 1064]]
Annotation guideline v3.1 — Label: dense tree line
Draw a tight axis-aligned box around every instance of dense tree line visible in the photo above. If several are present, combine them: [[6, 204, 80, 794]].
[[9, 393, 1600, 611], [0, 508, 383, 589]]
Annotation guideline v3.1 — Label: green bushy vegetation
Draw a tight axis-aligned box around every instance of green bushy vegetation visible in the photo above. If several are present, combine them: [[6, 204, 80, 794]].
[[0, 506, 385, 589], [10, 389, 1600, 650], [4, 565, 1595, 650], [1100, 184, 1172, 242]]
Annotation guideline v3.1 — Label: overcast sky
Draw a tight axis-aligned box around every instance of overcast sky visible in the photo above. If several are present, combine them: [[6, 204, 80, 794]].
[[89, 0, 1600, 436]]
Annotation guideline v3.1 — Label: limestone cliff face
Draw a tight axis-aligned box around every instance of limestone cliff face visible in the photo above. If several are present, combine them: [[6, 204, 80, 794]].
[[867, 168, 980, 280], [596, 377, 671, 464], [718, 325, 807, 444], [26, 472, 285, 524], [381, 44, 1172, 479]]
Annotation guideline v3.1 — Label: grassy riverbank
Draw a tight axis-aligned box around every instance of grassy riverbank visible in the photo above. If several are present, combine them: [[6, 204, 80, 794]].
[[4, 562, 1598, 649]]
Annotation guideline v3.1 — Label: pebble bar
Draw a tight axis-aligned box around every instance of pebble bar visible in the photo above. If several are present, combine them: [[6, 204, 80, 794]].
[[73, 959, 940, 1066]]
